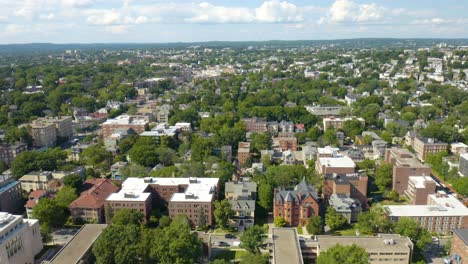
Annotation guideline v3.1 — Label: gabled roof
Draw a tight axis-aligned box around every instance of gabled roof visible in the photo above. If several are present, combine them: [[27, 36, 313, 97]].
[[275, 179, 319, 204], [69, 179, 119, 209]]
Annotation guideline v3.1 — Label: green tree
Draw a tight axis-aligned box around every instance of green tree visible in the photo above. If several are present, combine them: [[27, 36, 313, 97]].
[[342, 119, 365, 138], [239, 253, 268, 264], [394, 217, 432, 250], [375, 162, 393, 192], [159, 215, 171, 228], [250, 132, 272, 153], [325, 207, 347, 230], [93, 224, 142, 264], [274, 217, 287, 227], [306, 216, 323, 235], [356, 206, 392, 235], [128, 137, 159, 167], [55, 186, 78, 207], [32, 198, 68, 228], [214, 199, 234, 229], [80, 145, 112, 170], [111, 208, 144, 226], [258, 183, 273, 210], [119, 163, 150, 179], [240, 225, 267, 254], [63, 174, 83, 191], [317, 244, 370, 264]]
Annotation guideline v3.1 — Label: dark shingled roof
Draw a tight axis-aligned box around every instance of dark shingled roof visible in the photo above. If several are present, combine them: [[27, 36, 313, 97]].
[[275, 178, 319, 203]]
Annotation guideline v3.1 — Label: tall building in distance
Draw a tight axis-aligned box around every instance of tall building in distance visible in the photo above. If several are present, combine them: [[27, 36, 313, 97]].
[[412, 137, 448, 162], [0, 143, 27, 165], [0, 175, 23, 214], [30, 116, 73, 148]]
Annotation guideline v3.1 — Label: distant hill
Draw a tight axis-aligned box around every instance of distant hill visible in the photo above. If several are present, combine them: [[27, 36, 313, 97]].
[[0, 38, 468, 54]]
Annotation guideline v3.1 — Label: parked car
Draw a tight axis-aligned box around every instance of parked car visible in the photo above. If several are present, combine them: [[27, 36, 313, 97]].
[[218, 241, 230, 247], [224, 233, 236, 239]]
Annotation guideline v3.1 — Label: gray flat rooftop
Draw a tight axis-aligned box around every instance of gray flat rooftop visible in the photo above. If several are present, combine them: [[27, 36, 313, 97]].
[[317, 234, 413, 252], [48, 224, 107, 264], [271, 228, 303, 264]]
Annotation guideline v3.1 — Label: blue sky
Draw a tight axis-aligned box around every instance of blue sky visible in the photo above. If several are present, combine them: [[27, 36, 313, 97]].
[[0, 0, 467, 44]]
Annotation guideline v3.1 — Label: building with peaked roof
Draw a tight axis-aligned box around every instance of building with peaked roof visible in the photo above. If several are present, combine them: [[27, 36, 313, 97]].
[[329, 193, 362, 223], [273, 178, 320, 227], [25, 190, 48, 218], [450, 229, 468, 264], [225, 179, 257, 231], [69, 179, 120, 224]]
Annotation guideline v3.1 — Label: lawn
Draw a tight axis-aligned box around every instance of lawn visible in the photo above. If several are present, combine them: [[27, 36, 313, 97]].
[[328, 224, 359, 236], [297, 226, 303, 235], [212, 249, 248, 261]]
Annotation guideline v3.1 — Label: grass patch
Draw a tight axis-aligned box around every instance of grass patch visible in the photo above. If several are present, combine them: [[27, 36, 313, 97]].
[[329, 224, 358, 236], [377, 199, 408, 206], [212, 249, 248, 261], [297, 226, 303, 235]]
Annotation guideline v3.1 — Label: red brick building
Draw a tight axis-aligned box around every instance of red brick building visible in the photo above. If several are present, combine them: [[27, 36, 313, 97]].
[[69, 179, 120, 223], [450, 229, 468, 264], [277, 135, 298, 151], [323, 173, 368, 209], [242, 117, 268, 133], [273, 178, 320, 226], [237, 142, 251, 166]]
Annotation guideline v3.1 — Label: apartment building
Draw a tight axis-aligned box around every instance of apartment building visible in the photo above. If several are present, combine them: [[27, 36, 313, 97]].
[[305, 105, 343, 116], [31, 121, 57, 148], [0, 175, 23, 214], [315, 156, 356, 175], [276, 134, 298, 151], [269, 228, 414, 264], [225, 179, 257, 230], [323, 172, 368, 209], [413, 137, 448, 162], [31, 116, 73, 148], [385, 147, 432, 195], [386, 191, 468, 234], [242, 117, 268, 133], [24, 190, 48, 219], [0, 212, 43, 264], [237, 142, 251, 166], [459, 153, 468, 177], [451, 142, 468, 155], [450, 229, 468, 264], [317, 146, 340, 158], [273, 179, 320, 227], [19, 171, 53, 192], [0, 143, 27, 165], [322, 116, 365, 131], [403, 176, 437, 205], [106, 177, 219, 226], [69, 179, 120, 224], [101, 115, 149, 138]]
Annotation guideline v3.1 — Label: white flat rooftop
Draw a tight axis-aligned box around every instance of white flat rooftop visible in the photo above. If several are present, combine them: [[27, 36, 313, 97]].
[[171, 178, 219, 203], [317, 146, 339, 155], [319, 156, 356, 168], [103, 115, 147, 125], [408, 176, 436, 188], [387, 193, 468, 217]]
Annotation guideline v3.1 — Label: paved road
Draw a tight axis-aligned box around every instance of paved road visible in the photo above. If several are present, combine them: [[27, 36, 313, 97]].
[[50, 228, 79, 245], [210, 234, 240, 248]]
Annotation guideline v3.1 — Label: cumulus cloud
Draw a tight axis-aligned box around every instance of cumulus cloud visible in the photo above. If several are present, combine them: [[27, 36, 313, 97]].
[[39, 13, 55, 20], [62, 0, 95, 8], [319, 0, 385, 24], [86, 9, 148, 26], [185, 0, 303, 24]]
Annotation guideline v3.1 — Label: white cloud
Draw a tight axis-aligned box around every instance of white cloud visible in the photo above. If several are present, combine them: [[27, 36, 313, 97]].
[[185, 0, 303, 24], [39, 13, 55, 20], [255, 0, 302, 23], [62, 0, 95, 8], [319, 0, 385, 24], [411, 17, 468, 25], [86, 9, 148, 26], [185, 2, 254, 23]]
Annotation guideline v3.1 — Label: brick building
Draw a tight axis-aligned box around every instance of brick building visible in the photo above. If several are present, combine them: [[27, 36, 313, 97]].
[[323, 173, 368, 209], [101, 115, 149, 138], [403, 176, 437, 205], [315, 156, 356, 175], [0, 143, 27, 165], [450, 229, 468, 264], [276, 134, 298, 151], [69, 179, 120, 224], [413, 137, 448, 162], [237, 142, 251, 166], [242, 117, 268, 133], [385, 147, 432, 195], [386, 191, 468, 234], [273, 178, 320, 227], [106, 177, 219, 226]]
